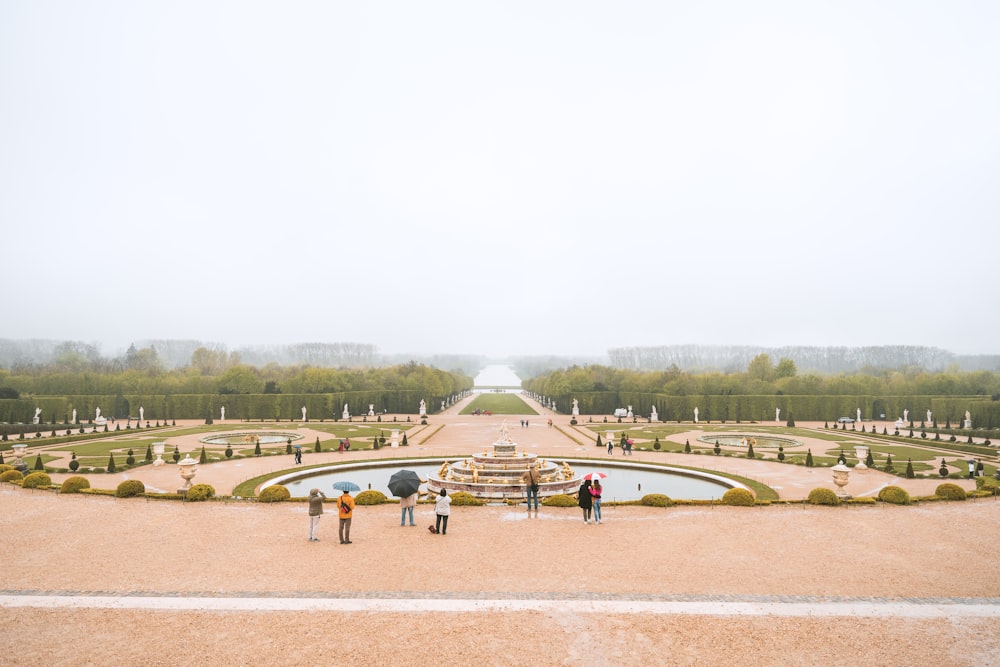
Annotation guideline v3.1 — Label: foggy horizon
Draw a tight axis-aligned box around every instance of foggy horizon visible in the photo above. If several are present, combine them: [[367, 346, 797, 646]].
[[3, 3, 997, 358]]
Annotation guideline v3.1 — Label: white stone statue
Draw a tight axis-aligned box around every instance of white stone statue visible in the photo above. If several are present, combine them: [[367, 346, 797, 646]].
[[927, 409, 932, 424], [903, 409, 909, 423], [33, 407, 41, 424], [139, 406, 144, 422], [499, 421, 513, 444], [572, 398, 579, 417], [441, 401, 445, 411], [72, 408, 77, 424], [419, 399, 427, 416], [301, 406, 307, 421], [626, 405, 633, 418], [342, 403, 350, 419], [368, 404, 374, 416], [650, 405, 658, 421], [95, 407, 106, 425], [95, 407, 101, 420], [694, 407, 699, 423], [856, 407, 861, 423], [775, 408, 780, 422], [965, 410, 971, 422], [220, 406, 225, 420]]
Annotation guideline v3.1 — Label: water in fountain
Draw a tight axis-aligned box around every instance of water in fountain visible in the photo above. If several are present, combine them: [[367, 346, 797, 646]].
[[427, 421, 582, 502]]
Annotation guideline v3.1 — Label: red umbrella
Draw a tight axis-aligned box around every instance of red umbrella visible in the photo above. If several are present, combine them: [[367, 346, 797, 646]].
[[584, 472, 607, 480]]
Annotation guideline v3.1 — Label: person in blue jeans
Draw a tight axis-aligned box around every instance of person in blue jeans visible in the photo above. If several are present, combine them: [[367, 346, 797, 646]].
[[521, 462, 541, 511], [589, 479, 603, 524]]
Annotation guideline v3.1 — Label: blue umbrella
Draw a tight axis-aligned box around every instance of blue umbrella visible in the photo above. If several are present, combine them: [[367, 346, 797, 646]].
[[332, 481, 361, 493]]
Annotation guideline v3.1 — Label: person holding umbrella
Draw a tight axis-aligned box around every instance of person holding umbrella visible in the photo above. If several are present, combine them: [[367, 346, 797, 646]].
[[389, 470, 422, 527], [588, 477, 605, 524], [333, 481, 359, 544]]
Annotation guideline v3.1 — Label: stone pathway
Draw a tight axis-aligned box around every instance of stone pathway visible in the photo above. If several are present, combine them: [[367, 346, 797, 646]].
[[3, 590, 999, 617]]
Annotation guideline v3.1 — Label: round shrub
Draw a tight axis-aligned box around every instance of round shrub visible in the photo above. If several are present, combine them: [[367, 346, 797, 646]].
[[542, 493, 578, 507], [115, 479, 146, 498], [448, 491, 485, 506], [60, 476, 91, 493], [355, 489, 388, 505], [721, 488, 755, 506], [806, 488, 839, 506], [1, 469, 23, 483], [0, 464, 14, 473], [640, 493, 674, 507], [935, 483, 967, 501], [877, 485, 911, 505], [185, 483, 215, 501], [22, 471, 52, 488], [258, 485, 290, 502]]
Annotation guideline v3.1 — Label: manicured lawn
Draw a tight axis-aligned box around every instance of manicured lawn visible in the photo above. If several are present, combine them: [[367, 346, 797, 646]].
[[460, 393, 537, 415]]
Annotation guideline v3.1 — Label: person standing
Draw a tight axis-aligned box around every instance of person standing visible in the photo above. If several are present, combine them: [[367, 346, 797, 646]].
[[521, 462, 541, 512], [968, 460, 976, 479], [307, 488, 326, 541], [400, 491, 417, 527], [589, 479, 603, 524], [338, 489, 355, 544], [432, 489, 451, 535], [607, 439, 613, 455], [578, 479, 593, 524], [294, 447, 302, 465]]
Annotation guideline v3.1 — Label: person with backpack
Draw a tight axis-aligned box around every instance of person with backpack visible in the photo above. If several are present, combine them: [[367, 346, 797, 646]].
[[521, 462, 541, 512], [338, 490, 355, 544]]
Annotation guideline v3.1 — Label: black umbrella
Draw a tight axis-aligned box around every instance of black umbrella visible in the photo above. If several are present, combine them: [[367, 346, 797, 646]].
[[388, 469, 421, 498]]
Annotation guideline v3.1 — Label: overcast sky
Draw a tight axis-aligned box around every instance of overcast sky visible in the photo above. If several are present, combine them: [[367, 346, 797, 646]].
[[2, 2, 997, 359]]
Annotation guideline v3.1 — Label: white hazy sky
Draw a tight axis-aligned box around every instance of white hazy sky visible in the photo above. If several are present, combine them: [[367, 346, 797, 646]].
[[2, 2, 998, 358]]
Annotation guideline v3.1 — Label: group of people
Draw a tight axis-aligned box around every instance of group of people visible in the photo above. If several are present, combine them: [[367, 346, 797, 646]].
[[307, 488, 355, 543], [578, 478, 603, 524], [608, 439, 633, 455]]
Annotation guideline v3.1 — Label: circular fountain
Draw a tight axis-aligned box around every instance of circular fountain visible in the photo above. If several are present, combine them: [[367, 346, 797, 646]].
[[427, 421, 582, 501]]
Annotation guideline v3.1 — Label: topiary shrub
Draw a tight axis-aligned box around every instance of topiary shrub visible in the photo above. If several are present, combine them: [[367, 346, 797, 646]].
[[225, 445, 233, 458], [355, 489, 388, 505], [640, 493, 673, 507], [185, 483, 215, 501], [542, 493, 578, 507], [69, 453, 79, 472], [448, 491, 485, 506], [805, 449, 814, 467], [935, 483, 967, 501], [107, 453, 116, 473], [258, 485, 290, 502], [905, 459, 915, 479], [877, 485, 910, 505], [1, 469, 24, 483], [0, 464, 13, 473], [115, 479, 146, 498], [126, 449, 135, 465], [684, 439, 691, 453], [807, 488, 839, 506], [22, 471, 52, 488], [199, 447, 208, 464], [653, 437, 661, 450], [33, 454, 44, 471], [60, 476, 91, 493], [721, 488, 755, 506]]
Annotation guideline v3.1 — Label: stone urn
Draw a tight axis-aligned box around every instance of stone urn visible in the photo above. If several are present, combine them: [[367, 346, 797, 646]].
[[390, 429, 399, 448], [152, 441, 166, 469], [177, 454, 198, 494], [854, 445, 869, 470], [11, 443, 29, 473], [831, 463, 851, 498]]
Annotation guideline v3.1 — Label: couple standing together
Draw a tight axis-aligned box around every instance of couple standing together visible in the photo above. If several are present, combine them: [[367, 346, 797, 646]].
[[578, 478, 603, 524], [308, 488, 355, 543]]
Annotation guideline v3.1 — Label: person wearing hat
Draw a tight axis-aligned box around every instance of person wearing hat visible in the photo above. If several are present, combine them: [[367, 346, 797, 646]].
[[521, 461, 541, 512], [307, 488, 326, 542]]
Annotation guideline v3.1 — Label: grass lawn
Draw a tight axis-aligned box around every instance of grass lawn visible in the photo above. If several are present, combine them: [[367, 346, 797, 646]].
[[460, 393, 537, 415]]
